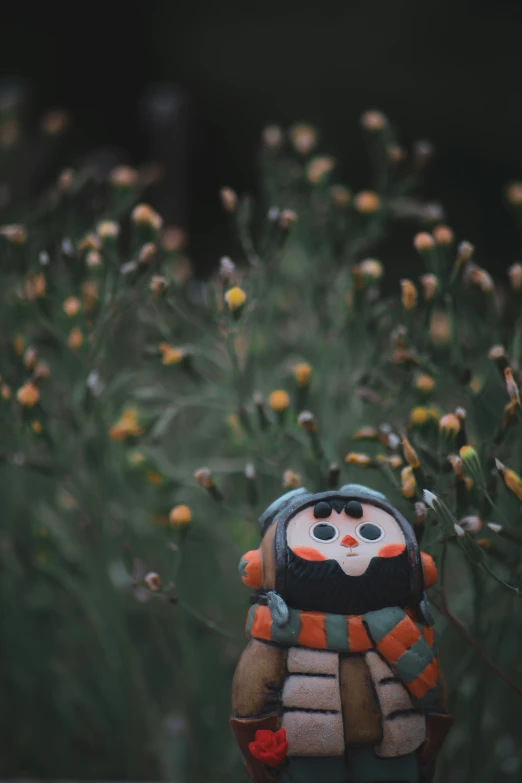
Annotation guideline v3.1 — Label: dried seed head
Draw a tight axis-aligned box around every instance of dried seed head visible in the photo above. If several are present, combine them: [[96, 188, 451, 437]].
[[194, 467, 214, 489], [457, 241, 474, 265], [41, 109, 69, 136], [429, 311, 451, 346], [139, 243, 157, 264], [401, 466, 416, 498], [1, 384, 12, 401], [219, 186, 237, 212], [508, 263, 522, 291], [68, 327, 83, 350], [410, 406, 440, 427], [224, 286, 247, 312], [413, 232, 435, 253], [298, 410, 316, 433], [402, 436, 420, 469], [345, 452, 372, 467], [283, 470, 302, 489], [414, 502, 428, 527], [269, 390, 290, 412], [132, 204, 163, 231], [419, 273, 438, 302], [219, 256, 236, 280], [439, 413, 461, 437], [262, 124, 283, 149], [145, 572, 161, 591], [459, 516, 483, 535], [58, 168, 75, 191], [0, 224, 27, 246], [488, 344, 506, 361], [150, 275, 168, 295], [353, 426, 379, 441], [361, 110, 388, 131], [169, 505, 192, 526], [400, 279, 417, 311], [288, 123, 317, 155], [413, 140, 434, 168], [504, 367, 521, 406], [294, 363, 312, 388], [414, 374, 436, 395], [448, 454, 464, 479], [109, 165, 139, 188], [469, 266, 494, 293], [506, 182, 522, 206], [162, 225, 187, 252], [387, 144, 405, 164], [354, 190, 380, 214], [78, 233, 101, 252], [86, 250, 102, 269], [306, 155, 335, 184], [16, 382, 40, 408], [455, 407, 467, 421], [432, 224, 454, 246], [359, 258, 384, 280], [63, 296, 81, 317], [330, 185, 351, 207], [33, 361, 50, 382], [97, 220, 120, 240], [159, 343, 187, 366], [279, 209, 298, 229]]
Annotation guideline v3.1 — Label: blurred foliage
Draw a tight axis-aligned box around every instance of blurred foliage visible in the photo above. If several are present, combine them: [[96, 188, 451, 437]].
[[1, 90, 522, 783]]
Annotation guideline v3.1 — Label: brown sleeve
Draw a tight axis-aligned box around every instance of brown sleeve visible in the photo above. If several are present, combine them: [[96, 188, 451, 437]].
[[232, 639, 286, 718]]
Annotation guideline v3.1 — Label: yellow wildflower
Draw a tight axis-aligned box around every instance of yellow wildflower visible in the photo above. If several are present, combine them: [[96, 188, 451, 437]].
[[294, 363, 312, 388], [269, 390, 290, 412], [345, 452, 372, 467], [414, 374, 436, 394], [354, 190, 380, 214], [169, 505, 192, 526], [401, 466, 416, 498], [224, 286, 247, 312], [17, 382, 40, 408]]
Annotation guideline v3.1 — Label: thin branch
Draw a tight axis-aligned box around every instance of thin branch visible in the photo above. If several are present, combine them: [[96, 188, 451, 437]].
[[431, 595, 522, 698]]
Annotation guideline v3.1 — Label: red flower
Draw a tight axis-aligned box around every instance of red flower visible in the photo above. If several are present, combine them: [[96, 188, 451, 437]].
[[249, 727, 288, 767]]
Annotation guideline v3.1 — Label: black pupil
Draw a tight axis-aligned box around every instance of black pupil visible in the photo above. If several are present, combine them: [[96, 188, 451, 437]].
[[358, 523, 382, 541], [313, 523, 336, 541]]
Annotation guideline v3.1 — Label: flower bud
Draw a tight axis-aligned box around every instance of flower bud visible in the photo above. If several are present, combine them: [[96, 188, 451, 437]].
[[361, 110, 388, 131], [345, 452, 372, 467], [298, 411, 317, 433], [268, 390, 290, 413], [219, 187, 237, 212], [413, 232, 434, 253], [353, 426, 379, 441], [293, 363, 312, 388], [504, 367, 520, 406], [495, 459, 522, 501], [289, 123, 317, 155], [506, 182, 522, 206], [439, 413, 461, 438], [169, 505, 192, 526], [419, 273, 438, 302], [68, 328, 83, 350], [283, 470, 302, 489], [224, 286, 247, 312], [132, 204, 163, 231], [145, 572, 161, 591], [401, 466, 416, 498], [414, 374, 436, 395], [400, 279, 417, 311], [354, 191, 380, 214], [306, 155, 335, 184], [508, 263, 522, 292], [279, 209, 298, 229], [330, 185, 351, 207], [402, 436, 420, 469], [459, 516, 482, 535], [433, 225, 454, 246], [262, 125, 283, 149], [17, 382, 40, 408], [194, 467, 214, 489]]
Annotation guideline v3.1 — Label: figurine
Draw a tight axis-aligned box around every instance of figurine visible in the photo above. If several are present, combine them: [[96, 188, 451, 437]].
[[230, 484, 452, 783]]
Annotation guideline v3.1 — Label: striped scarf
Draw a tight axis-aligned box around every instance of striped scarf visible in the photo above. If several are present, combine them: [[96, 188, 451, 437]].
[[246, 603, 440, 708]]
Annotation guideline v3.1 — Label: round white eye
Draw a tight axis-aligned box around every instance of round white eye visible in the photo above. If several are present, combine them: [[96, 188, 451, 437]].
[[310, 521, 340, 543], [356, 522, 385, 543]]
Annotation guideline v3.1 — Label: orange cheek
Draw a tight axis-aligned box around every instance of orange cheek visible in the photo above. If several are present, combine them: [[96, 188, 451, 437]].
[[292, 546, 328, 561], [377, 543, 406, 558]]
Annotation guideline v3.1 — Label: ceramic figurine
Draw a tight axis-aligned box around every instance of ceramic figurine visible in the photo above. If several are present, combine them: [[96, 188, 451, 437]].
[[230, 484, 452, 783]]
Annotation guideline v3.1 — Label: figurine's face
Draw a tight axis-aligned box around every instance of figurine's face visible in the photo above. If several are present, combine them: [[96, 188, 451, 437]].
[[287, 500, 406, 576]]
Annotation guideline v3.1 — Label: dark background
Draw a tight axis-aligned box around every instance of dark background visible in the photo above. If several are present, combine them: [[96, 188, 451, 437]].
[[2, 0, 522, 271]]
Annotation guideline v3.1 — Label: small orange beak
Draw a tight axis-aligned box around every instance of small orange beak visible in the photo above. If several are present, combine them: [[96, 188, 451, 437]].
[[341, 534, 359, 548]]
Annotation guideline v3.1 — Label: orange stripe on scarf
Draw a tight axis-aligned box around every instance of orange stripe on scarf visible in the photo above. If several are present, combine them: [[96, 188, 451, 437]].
[[251, 605, 272, 639], [376, 615, 422, 664], [348, 616, 372, 651], [298, 612, 327, 648], [408, 658, 439, 699]]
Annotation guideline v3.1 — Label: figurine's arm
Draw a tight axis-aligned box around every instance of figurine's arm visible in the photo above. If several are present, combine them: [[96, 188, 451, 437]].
[[230, 639, 286, 783]]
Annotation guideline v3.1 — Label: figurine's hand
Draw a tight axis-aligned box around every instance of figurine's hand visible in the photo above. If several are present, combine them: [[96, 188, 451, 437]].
[[230, 715, 283, 783]]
